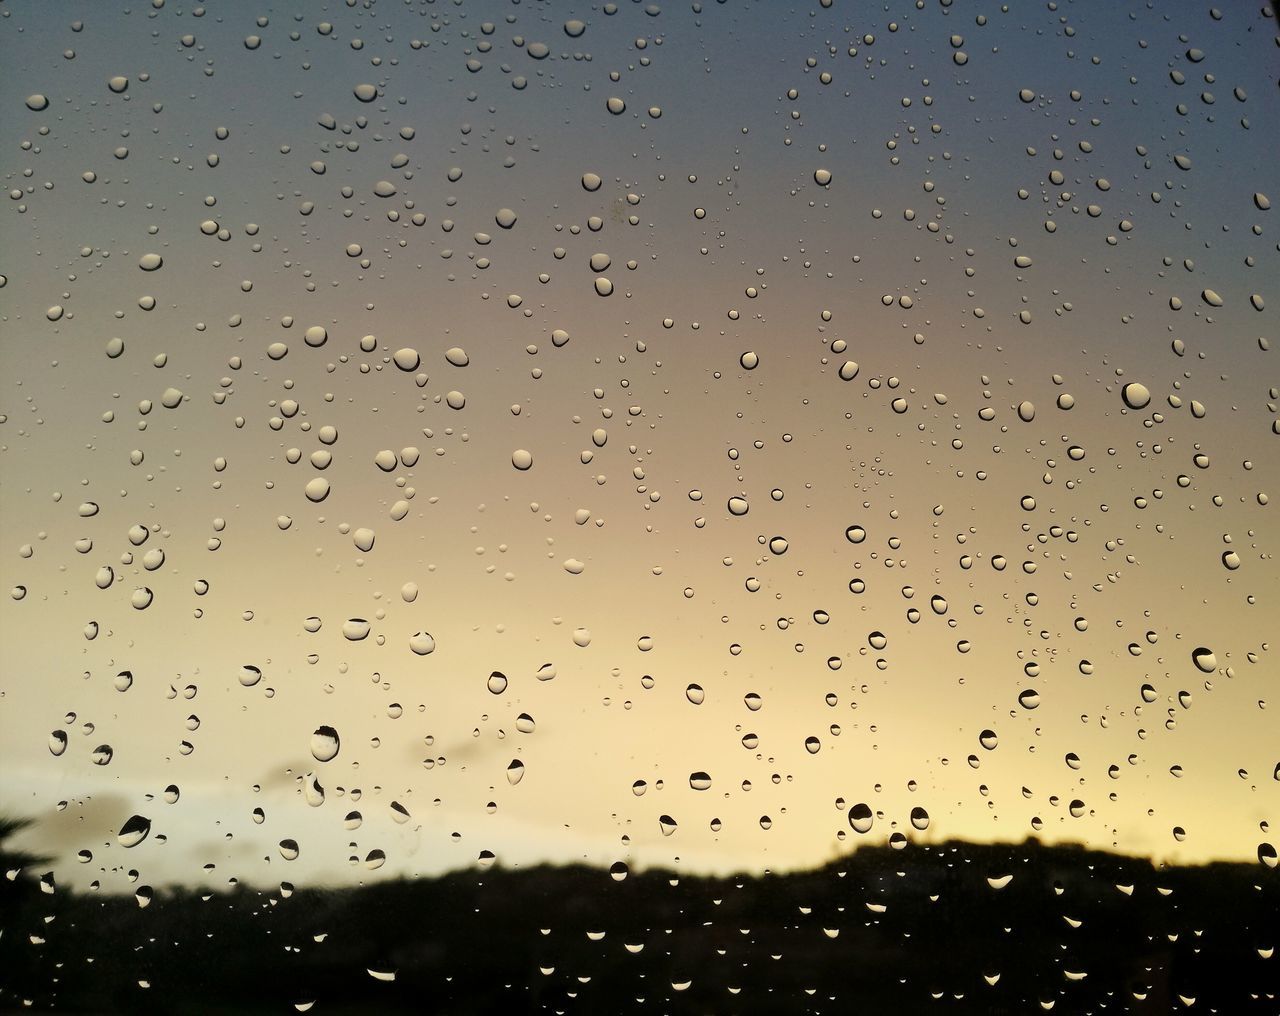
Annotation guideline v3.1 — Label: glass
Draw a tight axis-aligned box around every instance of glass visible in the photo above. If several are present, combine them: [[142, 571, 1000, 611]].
[[2, 1, 1277, 1011]]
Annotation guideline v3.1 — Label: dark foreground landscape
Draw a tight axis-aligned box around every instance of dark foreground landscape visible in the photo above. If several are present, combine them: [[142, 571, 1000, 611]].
[[1, 839, 1276, 1014]]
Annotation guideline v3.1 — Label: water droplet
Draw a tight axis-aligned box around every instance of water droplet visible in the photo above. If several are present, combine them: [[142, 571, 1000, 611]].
[[512, 449, 533, 470], [1121, 383, 1151, 410], [309, 725, 340, 762], [909, 806, 930, 831], [279, 839, 300, 860], [506, 759, 525, 785], [26, 94, 49, 111], [118, 815, 152, 848], [1191, 648, 1216, 673], [49, 730, 68, 756], [739, 351, 759, 370], [848, 803, 874, 833], [409, 631, 436, 655], [487, 671, 509, 694], [304, 772, 325, 807], [393, 348, 420, 371]]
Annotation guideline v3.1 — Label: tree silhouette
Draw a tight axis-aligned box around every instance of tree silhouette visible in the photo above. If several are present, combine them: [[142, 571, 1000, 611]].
[[0, 815, 48, 881]]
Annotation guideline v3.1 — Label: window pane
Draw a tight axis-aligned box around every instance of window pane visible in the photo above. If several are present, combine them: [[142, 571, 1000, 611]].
[[2, 2, 1277, 1011]]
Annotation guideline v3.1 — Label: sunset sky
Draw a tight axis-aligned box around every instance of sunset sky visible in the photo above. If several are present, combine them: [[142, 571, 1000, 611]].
[[2, 0, 1277, 893]]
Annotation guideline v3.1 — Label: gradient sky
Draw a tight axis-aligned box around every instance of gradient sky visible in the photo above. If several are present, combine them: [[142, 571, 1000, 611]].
[[1, 0, 1277, 893]]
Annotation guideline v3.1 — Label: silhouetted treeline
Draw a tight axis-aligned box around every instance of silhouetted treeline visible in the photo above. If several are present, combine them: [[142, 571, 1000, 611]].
[[1, 839, 1276, 1014]]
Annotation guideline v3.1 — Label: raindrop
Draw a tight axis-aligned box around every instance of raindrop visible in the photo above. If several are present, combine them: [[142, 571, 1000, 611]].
[[1121, 383, 1151, 410], [309, 726, 340, 762], [118, 815, 152, 848], [848, 803, 874, 833]]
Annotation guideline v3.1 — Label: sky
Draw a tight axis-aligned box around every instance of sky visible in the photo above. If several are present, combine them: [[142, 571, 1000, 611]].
[[1, 0, 1277, 893]]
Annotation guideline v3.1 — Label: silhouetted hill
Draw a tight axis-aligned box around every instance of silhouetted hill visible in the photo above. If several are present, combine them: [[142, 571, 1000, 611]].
[[2, 839, 1276, 1013]]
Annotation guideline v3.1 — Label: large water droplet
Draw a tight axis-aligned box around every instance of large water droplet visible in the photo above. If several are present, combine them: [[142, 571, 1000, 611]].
[[848, 803, 874, 833], [309, 725, 340, 762], [1121, 383, 1151, 410], [118, 815, 152, 848]]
